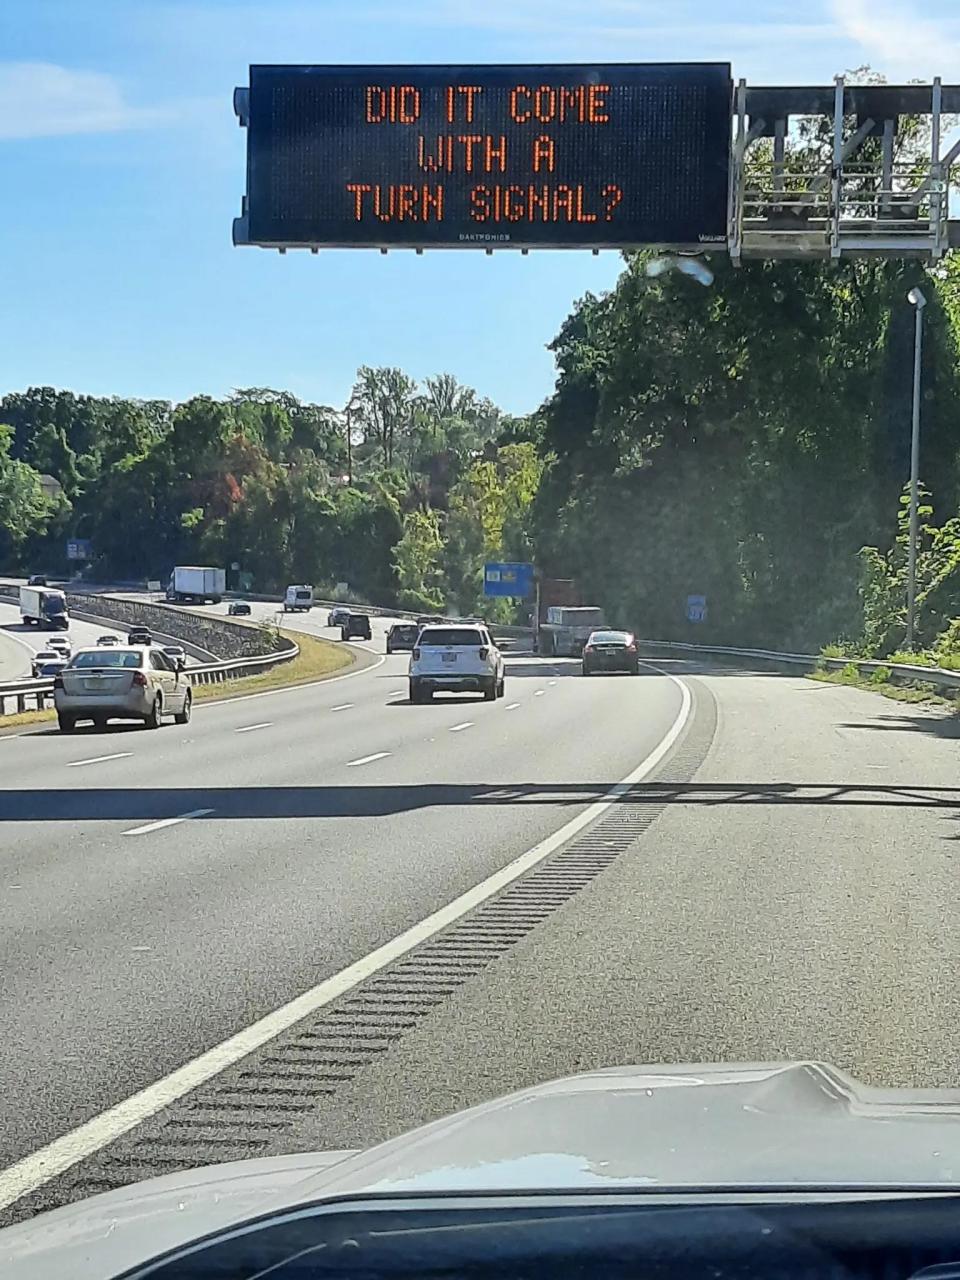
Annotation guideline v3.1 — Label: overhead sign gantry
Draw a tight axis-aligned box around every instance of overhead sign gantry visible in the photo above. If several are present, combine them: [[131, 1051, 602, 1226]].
[[232, 66, 958, 262], [232, 63, 732, 251]]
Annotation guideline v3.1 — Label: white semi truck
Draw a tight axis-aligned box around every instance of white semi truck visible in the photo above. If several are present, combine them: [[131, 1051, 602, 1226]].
[[19, 585, 70, 630], [165, 566, 226, 604]]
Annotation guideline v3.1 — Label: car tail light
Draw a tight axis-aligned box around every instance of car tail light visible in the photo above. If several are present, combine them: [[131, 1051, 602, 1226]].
[[412, 647, 420, 660], [132, 670, 148, 687], [478, 647, 489, 660], [626, 637, 637, 651], [583, 644, 594, 654], [52, 674, 64, 690]]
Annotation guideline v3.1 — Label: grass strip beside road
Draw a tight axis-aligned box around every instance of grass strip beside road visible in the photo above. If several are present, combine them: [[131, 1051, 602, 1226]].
[[0, 630, 355, 732], [810, 663, 960, 711], [191, 628, 353, 701]]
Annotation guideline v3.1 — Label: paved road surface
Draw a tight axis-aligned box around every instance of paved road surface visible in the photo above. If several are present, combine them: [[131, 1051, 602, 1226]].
[[0, 601, 130, 681], [0, 629, 957, 1223]]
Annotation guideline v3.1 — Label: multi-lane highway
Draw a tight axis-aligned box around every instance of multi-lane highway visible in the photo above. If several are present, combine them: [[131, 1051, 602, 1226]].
[[0, 599, 130, 681], [0, 605, 958, 1225]]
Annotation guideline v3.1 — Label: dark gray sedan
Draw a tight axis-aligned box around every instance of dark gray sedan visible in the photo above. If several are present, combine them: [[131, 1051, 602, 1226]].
[[581, 630, 640, 676]]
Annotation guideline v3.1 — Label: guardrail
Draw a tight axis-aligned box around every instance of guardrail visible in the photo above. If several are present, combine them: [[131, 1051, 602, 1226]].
[[638, 639, 960, 695], [0, 644, 300, 718]]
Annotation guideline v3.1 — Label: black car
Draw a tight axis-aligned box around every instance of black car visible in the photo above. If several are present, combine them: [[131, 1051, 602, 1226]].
[[386, 623, 420, 653], [581, 630, 640, 676], [228, 601, 252, 616], [127, 628, 153, 646], [341, 612, 372, 641], [27, 574, 47, 586]]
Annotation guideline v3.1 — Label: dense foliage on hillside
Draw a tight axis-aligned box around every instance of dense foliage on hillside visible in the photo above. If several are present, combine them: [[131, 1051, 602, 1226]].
[[3, 252, 959, 653]]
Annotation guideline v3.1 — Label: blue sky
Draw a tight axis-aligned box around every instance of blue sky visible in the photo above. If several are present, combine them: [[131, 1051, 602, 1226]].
[[1, 0, 957, 415]]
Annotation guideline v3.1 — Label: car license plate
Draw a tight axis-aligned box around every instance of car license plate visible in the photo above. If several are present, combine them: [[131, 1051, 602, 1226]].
[[84, 677, 108, 690], [442, 652, 457, 664]]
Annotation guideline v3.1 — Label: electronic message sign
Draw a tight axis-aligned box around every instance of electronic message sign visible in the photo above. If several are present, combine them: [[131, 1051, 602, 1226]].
[[237, 64, 732, 250]]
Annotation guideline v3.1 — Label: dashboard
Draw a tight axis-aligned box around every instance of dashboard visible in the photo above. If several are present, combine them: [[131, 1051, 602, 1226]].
[[122, 1190, 960, 1280]]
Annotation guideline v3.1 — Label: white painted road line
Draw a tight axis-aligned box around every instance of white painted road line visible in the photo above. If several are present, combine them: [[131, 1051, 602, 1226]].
[[346, 752, 391, 767], [0, 666, 690, 1213], [330, 703, 353, 712], [534, 689, 545, 697], [387, 690, 406, 699], [66, 752, 133, 768], [548, 679, 558, 685], [505, 702, 521, 710], [122, 808, 215, 837], [449, 721, 473, 732], [234, 722, 272, 734]]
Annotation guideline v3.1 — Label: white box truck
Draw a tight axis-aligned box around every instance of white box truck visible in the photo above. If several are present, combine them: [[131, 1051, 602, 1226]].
[[20, 585, 70, 630], [283, 584, 314, 612], [165, 566, 226, 604]]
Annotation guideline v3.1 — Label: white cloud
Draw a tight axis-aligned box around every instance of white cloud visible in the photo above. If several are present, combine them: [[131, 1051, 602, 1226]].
[[0, 62, 167, 140], [829, 0, 960, 78]]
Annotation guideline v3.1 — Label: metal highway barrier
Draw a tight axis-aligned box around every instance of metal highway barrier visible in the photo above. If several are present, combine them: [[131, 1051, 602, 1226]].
[[638, 639, 960, 696]]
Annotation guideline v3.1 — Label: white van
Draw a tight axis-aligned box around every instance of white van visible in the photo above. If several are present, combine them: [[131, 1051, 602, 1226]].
[[283, 585, 314, 613]]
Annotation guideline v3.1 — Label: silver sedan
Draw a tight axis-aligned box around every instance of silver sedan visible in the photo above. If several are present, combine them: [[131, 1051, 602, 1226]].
[[54, 646, 192, 731]]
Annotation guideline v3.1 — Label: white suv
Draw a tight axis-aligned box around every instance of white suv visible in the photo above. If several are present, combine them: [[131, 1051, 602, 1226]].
[[409, 624, 505, 703]]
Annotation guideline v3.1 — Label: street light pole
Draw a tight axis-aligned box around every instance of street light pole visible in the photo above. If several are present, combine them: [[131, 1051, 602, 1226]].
[[905, 286, 927, 650]]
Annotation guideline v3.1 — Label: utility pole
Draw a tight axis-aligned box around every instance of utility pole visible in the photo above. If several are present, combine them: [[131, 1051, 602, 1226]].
[[345, 404, 353, 486], [905, 287, 926, 650]]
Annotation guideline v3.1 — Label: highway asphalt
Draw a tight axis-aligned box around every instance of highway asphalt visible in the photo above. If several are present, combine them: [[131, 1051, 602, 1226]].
[[0, 601, 131, 681], [1, 607, 958, 1224]]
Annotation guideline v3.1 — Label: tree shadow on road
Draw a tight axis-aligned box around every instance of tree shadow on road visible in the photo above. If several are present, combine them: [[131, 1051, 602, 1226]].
[[2, 780, 958, 824], [836, 712, 960, 742]]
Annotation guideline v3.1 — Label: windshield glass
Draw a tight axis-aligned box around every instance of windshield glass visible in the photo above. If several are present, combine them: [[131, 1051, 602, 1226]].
[[2, 3, 959, 1254], [69, 650, 143, 669], [419, 628, 485, 646]]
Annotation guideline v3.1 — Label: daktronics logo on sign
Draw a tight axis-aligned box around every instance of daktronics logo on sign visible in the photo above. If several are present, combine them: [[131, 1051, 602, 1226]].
[[242, 64, 732, 249]]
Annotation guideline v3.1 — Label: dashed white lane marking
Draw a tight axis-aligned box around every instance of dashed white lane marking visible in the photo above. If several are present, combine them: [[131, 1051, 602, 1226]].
[[548, 679, 558, 685], [386, 690, 406, 700], [0, 666, 690, 1213], [122, 808, 215, 837], [67, 752, 133, 768], [534, 689, 545, 697], [330, 703, 353, 712], [505, 702, 521, 710], [346, 752, 391, 767], [449, 722, 473, 732], [234, 722, 272, 734]]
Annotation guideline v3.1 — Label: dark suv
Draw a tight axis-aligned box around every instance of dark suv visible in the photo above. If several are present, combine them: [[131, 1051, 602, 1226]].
[[127, 628, 153, 646], [341, 613, 372, 641], [386, 623, 419, 653]]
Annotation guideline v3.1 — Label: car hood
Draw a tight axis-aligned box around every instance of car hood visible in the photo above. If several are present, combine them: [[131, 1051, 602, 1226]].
[[6, 1061, 960, 1277]]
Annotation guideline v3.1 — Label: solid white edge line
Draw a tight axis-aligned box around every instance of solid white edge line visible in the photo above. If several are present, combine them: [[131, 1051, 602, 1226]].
[[0, 665, 690, 1213], [122, 808, 215, 838], [66, 752, 133, 768]]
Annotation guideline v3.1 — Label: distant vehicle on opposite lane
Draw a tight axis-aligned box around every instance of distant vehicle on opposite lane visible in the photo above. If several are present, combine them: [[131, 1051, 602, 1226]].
[[35, 658, 69, 679], [228, 601, 252, 616], [31, 649, 60, 677], [26, 574, 47, 586], [283, 584, 314, 612], [54, 646, 191, 732], [581, 630, 640, 676], [327, 606, 351, 628], [386, 622, 420, 653], [409, 624, 504, 703], [341, 612, 372, 641], [19, 585, 69, 630]]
